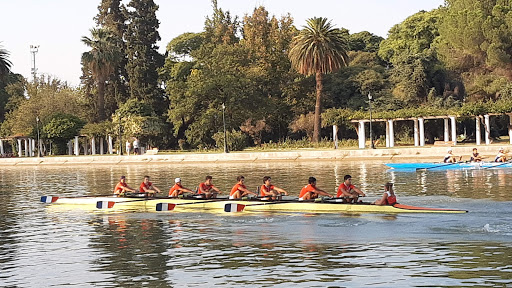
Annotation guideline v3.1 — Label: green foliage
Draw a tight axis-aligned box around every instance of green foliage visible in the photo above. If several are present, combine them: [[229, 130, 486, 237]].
[[0, 44, 12, 78], [43, 113, 85, 155], [112, 99, 164, 145], [212, 129, 248, 151], [80, 121, 114, 137], [167, 32, 204, 57]]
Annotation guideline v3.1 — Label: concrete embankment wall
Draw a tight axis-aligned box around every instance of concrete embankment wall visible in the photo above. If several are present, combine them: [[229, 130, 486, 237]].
[[1, 145, 510, 166]]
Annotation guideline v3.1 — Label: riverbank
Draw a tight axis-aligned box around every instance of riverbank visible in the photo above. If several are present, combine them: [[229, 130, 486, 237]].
[[1, 144, 510, 166]]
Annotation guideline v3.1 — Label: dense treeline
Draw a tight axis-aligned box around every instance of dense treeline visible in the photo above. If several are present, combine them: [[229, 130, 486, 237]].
[[1, 0, 512, 154]]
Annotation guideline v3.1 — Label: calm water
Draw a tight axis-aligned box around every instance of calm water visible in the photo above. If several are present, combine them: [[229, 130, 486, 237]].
[[1, 161, 511, 287]]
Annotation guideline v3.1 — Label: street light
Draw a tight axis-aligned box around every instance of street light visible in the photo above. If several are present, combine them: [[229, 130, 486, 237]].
[[36, 116, 41, 157], [368, 92, 375, 149], [222, 103, 228, 153]]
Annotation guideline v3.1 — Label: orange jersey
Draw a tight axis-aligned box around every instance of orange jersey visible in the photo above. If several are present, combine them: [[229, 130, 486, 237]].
[[139, 181, 152, 192], [336, 183, 355, 198], [199, 182, 215, 194], [168, 183, 183, 196], [230, 183, 247, 196], [114, 182, 127, 194], [260, 184, 275, 196], [299, 184, 316, 198]]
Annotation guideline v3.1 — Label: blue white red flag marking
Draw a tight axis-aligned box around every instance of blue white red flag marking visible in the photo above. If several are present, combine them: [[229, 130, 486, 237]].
[[156, 203, 176, 211], [224, 203, 245, 212], [40, 196, 59, 203], [96, 201, 115, 209]]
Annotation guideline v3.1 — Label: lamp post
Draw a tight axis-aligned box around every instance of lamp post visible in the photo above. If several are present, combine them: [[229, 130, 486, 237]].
[[368, 92, 375, 149], [222, 103, 228, 153], [36, 116, 41, 157]]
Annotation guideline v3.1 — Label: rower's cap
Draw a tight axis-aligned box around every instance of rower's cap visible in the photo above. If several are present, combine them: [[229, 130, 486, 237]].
[[175, 177, 181, 183], [120, 175, 126, 179], [447, 148, 452, 152], [499, 147, 504, 151]]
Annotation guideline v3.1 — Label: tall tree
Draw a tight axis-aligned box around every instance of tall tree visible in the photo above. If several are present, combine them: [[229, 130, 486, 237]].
[[81, 28, 122, 121], [0, 44, 12, 78], [289, 17, 349, 142], [125, 0, 164, 112]]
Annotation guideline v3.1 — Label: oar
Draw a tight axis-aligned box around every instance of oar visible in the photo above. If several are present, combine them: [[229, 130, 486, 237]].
[[40, 194, 113, 203], [155, 198, 230, 211], [96, 198, 150, 209], [416, 162, 460, 171], [483, 160, 512, 169]]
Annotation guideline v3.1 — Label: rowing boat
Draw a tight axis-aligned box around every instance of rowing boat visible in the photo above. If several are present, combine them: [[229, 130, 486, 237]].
[[386, 161, 512, 171], [40, 196, 468, 214]]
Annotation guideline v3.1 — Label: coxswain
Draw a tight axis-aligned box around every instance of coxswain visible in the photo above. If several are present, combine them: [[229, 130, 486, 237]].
[[139, 176, 161, 197], [299, 177, 332, 200], [169, 177, 195, 197], [494, 147, 508, 162], [198, 176, 222, 199], [230, 176, 257, 199], [113, 176, 136, 197], [373, 182, 397, 206], [260, 176, 288, 200]]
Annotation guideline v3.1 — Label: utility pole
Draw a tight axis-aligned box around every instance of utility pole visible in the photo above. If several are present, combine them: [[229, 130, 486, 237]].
[[30, 45, 39, 82]]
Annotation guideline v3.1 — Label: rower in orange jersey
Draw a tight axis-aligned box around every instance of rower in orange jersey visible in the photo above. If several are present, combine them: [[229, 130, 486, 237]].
[[197, 175, 222, 199], [374, 182, 397, 206], [169, 177, 195, 197], [113, 176, 136, 197], [139, 176, 161, 197], [337, 175, 365, 203], [299, 177, 332, 200], [260, 176, 288, 200], [230, 175, 257, 199]]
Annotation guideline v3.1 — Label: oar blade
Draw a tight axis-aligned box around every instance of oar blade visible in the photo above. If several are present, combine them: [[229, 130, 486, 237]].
[[155, 203, 176, 211], [40, 196, 59, 203], [224, 203, 245, 212], [96, 201, 115, 209]]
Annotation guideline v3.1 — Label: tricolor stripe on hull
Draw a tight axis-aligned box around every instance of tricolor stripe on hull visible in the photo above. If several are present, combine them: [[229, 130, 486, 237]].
[[224, 203, 245, 212], [96, 201, 115, 209], [155, 203, 176, 211], [40, 196, 59, 203]]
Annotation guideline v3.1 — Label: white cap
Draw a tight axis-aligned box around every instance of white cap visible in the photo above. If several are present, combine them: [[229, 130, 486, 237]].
[[447, 148, 452, 152], [175, 178, 181, 183], [499, 147, 504, 151]]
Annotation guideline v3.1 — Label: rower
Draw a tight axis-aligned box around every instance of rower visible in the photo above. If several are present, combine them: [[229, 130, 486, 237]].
[[299, 177, 332, 200], [494, 147, 508, 162], [337, 175, 365, 203], [373, 182, 397, 206], [230, 176, 257, 199], [469, 148, 483, 162], [169, 178, 195, 197], [444, 148, 461, 163], [197, 176, 222, 199], [139, 176, 161, 197], [260, 176, 288, 200], [113, 175, 136, 197]]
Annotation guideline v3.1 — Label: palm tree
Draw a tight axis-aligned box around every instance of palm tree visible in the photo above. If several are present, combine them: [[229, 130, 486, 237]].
[[0, 44, 12, 79], [81, 28, 122, 121], [289, 17, 349, 142]]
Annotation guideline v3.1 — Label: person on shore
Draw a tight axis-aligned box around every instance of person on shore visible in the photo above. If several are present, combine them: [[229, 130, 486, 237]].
[[374, 182, 397, 206], [139, 176, 161, 197], [337, 175, 365, 203], [494, 147, 508, 162], [444, 148, 461, 163], [230, 176, 257, 199], [125, 141, 131, 156], [197, 175, 223, 199], [259, 176, 288, 200], [299, 177, 332, 200], [469, 148, 483, 162], [169, 178, 195, 197], [113, 176, 136, 197], [133, 138, 140, 155]]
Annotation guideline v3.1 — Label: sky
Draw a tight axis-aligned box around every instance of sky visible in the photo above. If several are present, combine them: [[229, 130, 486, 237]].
[[1, 0, 444, 86]]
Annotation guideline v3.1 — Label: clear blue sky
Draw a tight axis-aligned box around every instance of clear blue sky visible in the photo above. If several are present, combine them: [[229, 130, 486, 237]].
[[1, 0, 444, 86]]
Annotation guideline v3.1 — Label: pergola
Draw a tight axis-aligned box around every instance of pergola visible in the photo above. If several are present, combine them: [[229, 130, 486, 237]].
[[347, 113, 512, 149]]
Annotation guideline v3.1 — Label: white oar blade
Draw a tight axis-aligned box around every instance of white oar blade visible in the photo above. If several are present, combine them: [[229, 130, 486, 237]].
[[96, 201, 115, 209], [224, 203, 245, 212], [40, 196, 59, 203], [155, 203, 176, 211]]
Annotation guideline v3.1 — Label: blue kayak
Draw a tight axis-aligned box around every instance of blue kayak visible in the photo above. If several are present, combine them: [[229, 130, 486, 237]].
[[385, 161, 512, 170]]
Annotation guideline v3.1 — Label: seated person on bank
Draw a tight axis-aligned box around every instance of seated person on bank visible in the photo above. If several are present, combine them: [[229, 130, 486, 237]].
[[169, 178, 195, 197], [139, 176, 161, 197], [197, 175, 222, 199], [373, 182, 397, 206], [494, 147, 508, 162], [444, 148, 461, 163], [299, 177, 332, 200], [260, 176, 288, 200], [469, 148, 483, 162], [230, 176, 257, 199], [337, 175, 366, 203]]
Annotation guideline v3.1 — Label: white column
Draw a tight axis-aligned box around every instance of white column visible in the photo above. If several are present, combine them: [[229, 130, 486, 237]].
[[413, 119, 419, 146], [84, 138, 88, 155], [444, 118, 449, 142], [419, 117, 425, 146], [450, 116, 457, 145], [476, 117, 481, 146], [108, 135, 113, 154], [333, 125, 338, 149], [385, 121, 390, 147], [0, 139, 4, 155], [24, 139, 29, 157], [74, 136, 79, 156], [68, 140, 72, 155], [484, 114, 490, 145], [358, 121, 366, 149], [100, 137, 104, 155], [388, 120, 395, 148], [31, 139, 35, 156], [509, 114, 512, 144], [17, 139, 22, 157], [91, 137, 96, 155]]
